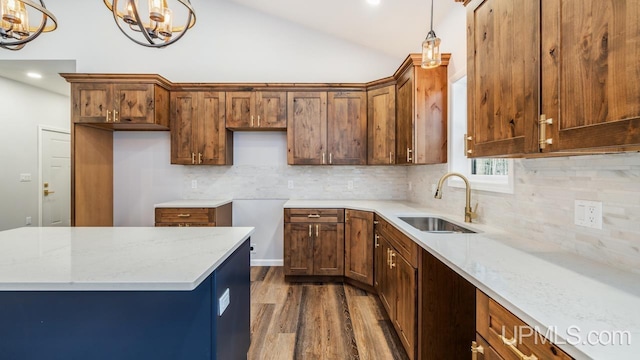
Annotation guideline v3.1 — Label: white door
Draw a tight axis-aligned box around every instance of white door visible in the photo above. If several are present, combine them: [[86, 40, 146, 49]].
[[40, 129, 70, 227]]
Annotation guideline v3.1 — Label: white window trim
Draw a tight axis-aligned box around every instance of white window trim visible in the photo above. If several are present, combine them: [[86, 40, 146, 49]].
[[447, 70, 515, 194]]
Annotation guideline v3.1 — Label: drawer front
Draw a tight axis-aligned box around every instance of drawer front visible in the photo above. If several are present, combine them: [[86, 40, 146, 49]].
[[374, 215, 418, 268], [155, 208, 213, 224], [474, 335, 505, 360], [155, 223, 214, 227], [284, 209, 345, 223], [477, 290, 573, 360]]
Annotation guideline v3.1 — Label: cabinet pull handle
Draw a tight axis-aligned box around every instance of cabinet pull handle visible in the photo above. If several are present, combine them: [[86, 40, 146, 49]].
[[464, 133, 473, 155], [309, 224, 312, 237], [106, 110, 111, 122], [191, 153, 196, 165], [307, 214, 321, 218], [113, 110, 119, 122], [322, 152, 325, 164], [373, 220, 379, 225], [499, 336, 538, 360], [198, 153, 203, 164], [390, 251, 396, 268], [258, 115, 261, 127], [315, 224, 319, 237], [329, 153, 332, 164], [471, 341, 485, 360], [251, 115, 254, 127], [389, 151, 393, 164], [375, 234, 379, 248], [538, 114, 553, 150], [407, 148, 412, 163], [387, 248, 391, 266], [177, 214, 191, 218]]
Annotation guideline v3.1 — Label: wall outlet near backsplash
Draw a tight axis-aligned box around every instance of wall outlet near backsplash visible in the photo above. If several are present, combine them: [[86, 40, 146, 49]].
[[574, 200, 603, 230]]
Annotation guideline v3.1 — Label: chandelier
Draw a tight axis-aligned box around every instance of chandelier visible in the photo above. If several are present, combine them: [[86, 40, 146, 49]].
[[0, 0, 57, 51], [104, 0, 196, 48], [421, 0, 441, 69]]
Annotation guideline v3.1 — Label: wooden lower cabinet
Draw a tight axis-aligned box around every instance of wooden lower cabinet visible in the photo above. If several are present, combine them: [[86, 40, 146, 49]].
[[476, 289, 573, 360], [283, 209, 345, 277], [154, 203, 232, 227], [344, 209, 374, 286]]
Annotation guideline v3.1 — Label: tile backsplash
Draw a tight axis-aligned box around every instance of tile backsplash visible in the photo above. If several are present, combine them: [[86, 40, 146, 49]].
[[408, 152, 640, 273]]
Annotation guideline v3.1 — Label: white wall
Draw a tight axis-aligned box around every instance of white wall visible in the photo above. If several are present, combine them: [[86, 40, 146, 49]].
[[0, 77, 69, 231]]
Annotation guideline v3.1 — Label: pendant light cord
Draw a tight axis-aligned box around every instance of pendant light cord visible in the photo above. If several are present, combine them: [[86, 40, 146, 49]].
[[430, 0, 434, 33]]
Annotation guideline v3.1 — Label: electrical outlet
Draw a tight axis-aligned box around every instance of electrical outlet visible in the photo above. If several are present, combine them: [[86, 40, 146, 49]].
[[431, 184, 437, 194], [250, 243, 257, 254], [347, 180, 354, 190], [191, 180, 197, 189], [287, 180, 294, 189], [25, 216, 32, 225], [20, 173, 32, 182], [575, 200, 602, 229], [408, 182, 413, 191], [218, 288, 230, 316]]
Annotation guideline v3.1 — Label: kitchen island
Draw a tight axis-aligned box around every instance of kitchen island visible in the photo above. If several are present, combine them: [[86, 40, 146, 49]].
[[0, 227, 254, 360]]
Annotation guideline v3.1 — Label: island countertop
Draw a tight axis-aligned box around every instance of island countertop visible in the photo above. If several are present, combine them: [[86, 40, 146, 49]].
[[0, 227, 254, 292]]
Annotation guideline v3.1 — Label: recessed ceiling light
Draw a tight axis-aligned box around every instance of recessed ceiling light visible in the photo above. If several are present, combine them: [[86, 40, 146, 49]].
[[27, 72, 43, 79], [367, 0, 381, 6]]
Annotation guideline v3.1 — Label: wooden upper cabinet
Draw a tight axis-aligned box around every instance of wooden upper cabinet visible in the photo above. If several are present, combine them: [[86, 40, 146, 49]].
[[67, 76, 170, 130], [327, 91, 367, 165], [541, 0, 640, 152], [287, 92, 328, 165], [226, 91, 286, 130], [367, 85, 396, 165], [466, 0, 539, 157], [344, 210, 374, 286], [171, 91, 232, 165], [395, 54, 449, 165]]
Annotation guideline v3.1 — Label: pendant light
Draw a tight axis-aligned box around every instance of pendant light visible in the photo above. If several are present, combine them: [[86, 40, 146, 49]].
[[104, 0, 196, 48], [0, 0, 57, 51], [421, 0, 441, 69]]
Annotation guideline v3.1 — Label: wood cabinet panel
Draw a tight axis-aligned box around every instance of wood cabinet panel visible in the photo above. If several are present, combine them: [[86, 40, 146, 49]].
[[287, 92, 328, 165], [367, 85, 396, 165], [327, 91, 367, 165], [541, 0, 640, 152], [373, 231, 384, 291], [170, 92, 197, 165], [256, 91, 287, 129], [73, 83, 111, 123], [377, 235, 396, 319], [395, 253, 416, 359], [284, 208, 344, 223], [154, 203, 232, 227], [313, 223, 345, 276], [225, 91, 254, 129], [466, 0, 539, 157], [475, 335, 506, 360], [284, 223, 314, 276], [344, 210, 374, 286], [396, 73, 413, 165]]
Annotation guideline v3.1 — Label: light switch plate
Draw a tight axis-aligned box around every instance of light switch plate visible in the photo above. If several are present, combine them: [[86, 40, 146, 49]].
[[574, 200, 602, 229], [20, 173, 32, 182], [219, 288, 230, 316]]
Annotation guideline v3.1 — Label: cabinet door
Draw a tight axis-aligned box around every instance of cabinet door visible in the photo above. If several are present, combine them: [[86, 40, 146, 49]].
[[541, 0, 640, 152], [373, 231, 384, 291], [394, 252, 417, 360], [344, 210, 374, 286], [170, 91, 197, 165], [312, 223, 344, 276], [200, 92, 230, 165], [113, 84, 155, 124], [287, 92, 327, 165], [284, 223, 314, 276], [367, 85, 396, 165], [475, 336, 505, 360], [327, 91, 367, 165], [396, 70, 414, 164], [72, 83, 112, 123], [256, 91, 287, 129], [466, 0, 540, 157], [225, 92, 254, 129], [378, 236, 395, 318]]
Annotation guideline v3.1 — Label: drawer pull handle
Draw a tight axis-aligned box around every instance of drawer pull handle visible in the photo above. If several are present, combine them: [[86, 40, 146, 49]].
[[315, 224, 319, 237], [177, 214, 191, 218], [386, 248, 391, 266], [499, 335, 539, 360], [307, 214, 321, 218], [471, 341, 484, 360], [390, 251, 396, 268], [309, 224, 312, 237], [374, 234, 380, 248]]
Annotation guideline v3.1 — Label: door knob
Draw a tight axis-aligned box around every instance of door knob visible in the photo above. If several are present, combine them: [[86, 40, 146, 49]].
[[44, 189, 55, 196]]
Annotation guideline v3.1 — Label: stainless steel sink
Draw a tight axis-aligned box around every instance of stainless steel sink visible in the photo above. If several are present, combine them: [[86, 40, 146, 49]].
[[398, 217, 477, 234]]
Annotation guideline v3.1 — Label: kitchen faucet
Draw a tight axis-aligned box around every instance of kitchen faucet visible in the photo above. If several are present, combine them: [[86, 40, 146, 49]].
[[434, 172, 478, 223]]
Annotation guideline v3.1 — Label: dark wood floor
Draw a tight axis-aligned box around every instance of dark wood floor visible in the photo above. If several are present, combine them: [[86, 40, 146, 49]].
[[249, 266, 409, 360]]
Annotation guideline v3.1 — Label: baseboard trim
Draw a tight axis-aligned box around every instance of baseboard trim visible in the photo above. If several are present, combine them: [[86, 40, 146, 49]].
[[250, 259, 283, 267]]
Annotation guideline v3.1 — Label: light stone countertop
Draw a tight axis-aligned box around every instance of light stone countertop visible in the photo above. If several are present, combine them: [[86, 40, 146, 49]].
[[284, 200, 640, 360], [0, 227, 254, 292], [154, 199, 233, 208]]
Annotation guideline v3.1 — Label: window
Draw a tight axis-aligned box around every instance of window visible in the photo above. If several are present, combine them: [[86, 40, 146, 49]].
[[448, 74, 514, 194]]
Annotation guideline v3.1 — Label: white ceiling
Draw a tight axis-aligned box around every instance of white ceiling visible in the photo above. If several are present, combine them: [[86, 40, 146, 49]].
[[221, 0, 456, 58], [0, 60, 75, 96]]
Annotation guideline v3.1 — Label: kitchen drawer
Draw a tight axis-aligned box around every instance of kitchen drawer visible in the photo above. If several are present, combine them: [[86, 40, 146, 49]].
[[154, 223, 213, 227], [284, 209, 345, 223], [477, 290, 573, 360], [374, 215, 418, 268], [155, 208, 214, 224], [473, 335, 505, 360]]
